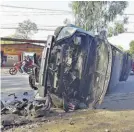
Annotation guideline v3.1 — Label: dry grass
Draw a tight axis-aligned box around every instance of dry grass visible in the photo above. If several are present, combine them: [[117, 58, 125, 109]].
[[7, 109, 134, 132]]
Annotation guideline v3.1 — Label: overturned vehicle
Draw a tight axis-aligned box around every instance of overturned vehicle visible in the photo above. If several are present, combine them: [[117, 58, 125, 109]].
[[107, 45, 132, 93], [29, 25, 131, 111]]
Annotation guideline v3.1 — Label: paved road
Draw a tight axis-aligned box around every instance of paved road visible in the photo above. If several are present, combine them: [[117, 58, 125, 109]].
[[107, 75, 134, 94], [99, 75, 134, 110], [1, 73, 34, 102], [1, 74, 30, 92]]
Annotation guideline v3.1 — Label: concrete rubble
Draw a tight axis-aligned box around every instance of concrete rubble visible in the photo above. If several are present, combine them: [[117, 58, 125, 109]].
[[1, 93, 52, 116], [1, 90, 89, 131], [1, 92, 52, 130]]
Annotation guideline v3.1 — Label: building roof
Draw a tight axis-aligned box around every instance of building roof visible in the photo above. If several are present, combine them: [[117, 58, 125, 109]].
[[1, 42, 45, 47], [1, 37, 46, 46]]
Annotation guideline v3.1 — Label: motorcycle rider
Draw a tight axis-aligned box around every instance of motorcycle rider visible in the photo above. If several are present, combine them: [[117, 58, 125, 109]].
[[21, 56, 28, 73], [26, 55, 33, 67]]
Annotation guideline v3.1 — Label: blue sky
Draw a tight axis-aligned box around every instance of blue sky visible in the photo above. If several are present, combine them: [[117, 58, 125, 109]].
[[1, 1, 134, 50]]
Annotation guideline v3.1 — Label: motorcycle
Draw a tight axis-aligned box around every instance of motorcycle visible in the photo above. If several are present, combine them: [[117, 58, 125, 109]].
[[9, 62, 34, 75]]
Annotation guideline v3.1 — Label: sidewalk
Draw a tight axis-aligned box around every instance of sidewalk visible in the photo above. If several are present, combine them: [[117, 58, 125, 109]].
[[1, 67, 11, 74]]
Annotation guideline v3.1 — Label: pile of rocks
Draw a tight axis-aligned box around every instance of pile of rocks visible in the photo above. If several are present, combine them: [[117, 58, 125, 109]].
[[1, 94, 52, 118], [1, 93, 52, 130]]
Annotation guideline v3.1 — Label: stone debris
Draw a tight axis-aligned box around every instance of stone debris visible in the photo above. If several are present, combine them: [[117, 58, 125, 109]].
[[8, 93, 17, 99], [105, 129, 110, 132], [1, 91, 88, 130], [1, 92, 52, 130], [1, 114, 32, 131], [26, 95, 51, 118], [1, 93, 52, 117], [23, 92, 28, 96], [1, 99, 28, 116], [69, 120, 75, 125]]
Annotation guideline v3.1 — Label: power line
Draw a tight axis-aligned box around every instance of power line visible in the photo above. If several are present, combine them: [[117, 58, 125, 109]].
[[1, 4, 72, 13], [0, 11, 55, 13], [128, 22, 134, 23], [1, 27, 134, 34], [124, 14, 134, 16], [124, 32, 134, 33], [2, 14, 70, 16], [1, 13, 69, 15], [0, 27, 55, 31], [0, 10, 69, 14], [1, 24, 60, 27], [0, 10, 70, 15]]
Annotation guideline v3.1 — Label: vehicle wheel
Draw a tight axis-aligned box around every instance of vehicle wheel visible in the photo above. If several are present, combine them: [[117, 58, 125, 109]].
[[9, 67, 17, 75], [29, 75, 38, 90]]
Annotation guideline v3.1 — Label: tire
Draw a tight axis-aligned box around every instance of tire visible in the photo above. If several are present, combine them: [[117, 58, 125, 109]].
[[9, 67, 17, 75], [29, 74, 38, 90]]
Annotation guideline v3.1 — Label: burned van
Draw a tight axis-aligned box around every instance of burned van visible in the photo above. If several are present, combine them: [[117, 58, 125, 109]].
[[35, 25, 112, 110]]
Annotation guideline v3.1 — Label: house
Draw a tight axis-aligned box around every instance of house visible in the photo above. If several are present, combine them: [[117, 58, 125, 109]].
[[1, 42, 45, 67]]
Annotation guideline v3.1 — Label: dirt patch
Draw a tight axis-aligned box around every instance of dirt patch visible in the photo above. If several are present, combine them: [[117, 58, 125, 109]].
[[3, 109, 134, 132]]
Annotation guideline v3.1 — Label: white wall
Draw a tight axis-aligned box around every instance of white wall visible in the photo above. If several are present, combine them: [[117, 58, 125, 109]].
[[5, 55, 19, 67]]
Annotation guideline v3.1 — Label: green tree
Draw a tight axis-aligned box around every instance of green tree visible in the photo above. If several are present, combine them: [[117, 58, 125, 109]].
[[129, 40, 134, 55], [15, 19, 38, 39], [114, 22, 127, 36], [70, 1, 128, 33], [108, 21, 127, 37]]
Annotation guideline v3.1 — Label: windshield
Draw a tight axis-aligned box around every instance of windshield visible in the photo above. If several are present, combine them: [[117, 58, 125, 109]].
[[56, 27, 77, 41]]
